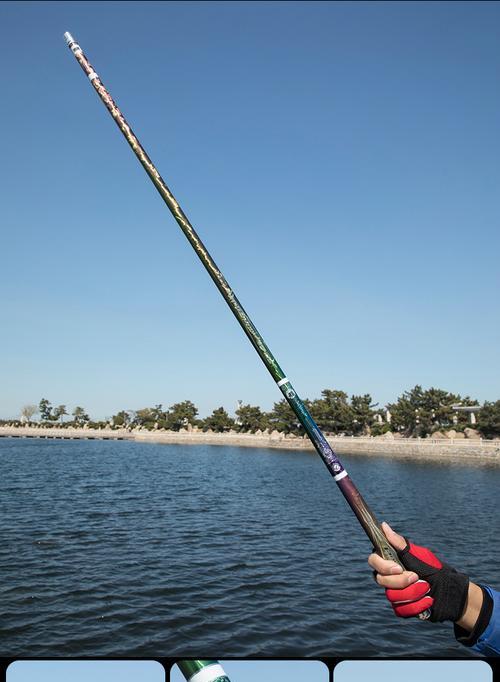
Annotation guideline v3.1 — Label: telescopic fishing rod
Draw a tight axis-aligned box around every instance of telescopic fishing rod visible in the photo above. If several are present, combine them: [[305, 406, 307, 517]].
[[177, 660, 231, 682], [63, 31, 429, 620]]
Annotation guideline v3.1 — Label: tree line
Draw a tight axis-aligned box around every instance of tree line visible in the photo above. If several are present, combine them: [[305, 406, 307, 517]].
[[7, 386, 500, 439]]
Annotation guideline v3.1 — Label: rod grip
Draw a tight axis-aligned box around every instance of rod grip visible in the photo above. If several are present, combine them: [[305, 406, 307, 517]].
[[375, 540, 431, 621]]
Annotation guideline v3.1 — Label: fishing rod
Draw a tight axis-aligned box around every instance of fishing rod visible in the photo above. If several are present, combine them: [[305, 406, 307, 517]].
[[63, 31, 429, 620], [177, 660, 231, 682]]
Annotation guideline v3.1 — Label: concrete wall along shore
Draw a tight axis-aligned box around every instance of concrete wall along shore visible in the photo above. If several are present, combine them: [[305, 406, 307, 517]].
[[0, 425, 499, 464]]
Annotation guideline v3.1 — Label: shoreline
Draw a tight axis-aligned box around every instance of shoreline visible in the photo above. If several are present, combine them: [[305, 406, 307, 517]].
[[1, 425, 499, 464]]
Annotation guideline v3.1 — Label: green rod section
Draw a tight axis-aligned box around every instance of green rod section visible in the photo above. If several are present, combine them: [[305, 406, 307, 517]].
[[177, 660, 231, 682]]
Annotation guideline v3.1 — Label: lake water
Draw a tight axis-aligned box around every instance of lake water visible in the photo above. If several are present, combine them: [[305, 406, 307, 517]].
[[1, 438, 498, 657]]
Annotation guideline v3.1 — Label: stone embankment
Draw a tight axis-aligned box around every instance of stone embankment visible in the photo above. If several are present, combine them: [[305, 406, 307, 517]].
[[0, 425, 133, 441], [0, 425, 499, 464]]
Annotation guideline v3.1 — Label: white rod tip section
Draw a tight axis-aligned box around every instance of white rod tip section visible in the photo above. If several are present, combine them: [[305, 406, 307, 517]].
[[63, 31, 75, 45]]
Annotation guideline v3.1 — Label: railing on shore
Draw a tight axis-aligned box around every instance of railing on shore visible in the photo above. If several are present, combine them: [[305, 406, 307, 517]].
[[330, 435, 497, 447], [0, 426, 498, 445], [0, 426, 498, 462]]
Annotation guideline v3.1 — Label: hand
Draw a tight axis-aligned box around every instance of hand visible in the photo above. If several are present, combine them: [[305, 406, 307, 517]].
[[369, 522, 470, 623]]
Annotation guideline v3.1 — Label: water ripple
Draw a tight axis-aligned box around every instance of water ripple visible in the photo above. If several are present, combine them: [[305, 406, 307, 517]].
[[0, 438, 498, 657]]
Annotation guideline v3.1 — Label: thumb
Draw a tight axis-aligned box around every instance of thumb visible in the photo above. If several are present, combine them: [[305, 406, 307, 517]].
[[382, 521, 407, 552]]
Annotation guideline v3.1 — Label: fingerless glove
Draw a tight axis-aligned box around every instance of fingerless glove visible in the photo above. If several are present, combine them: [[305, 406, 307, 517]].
[[385, 539, 469, 623]]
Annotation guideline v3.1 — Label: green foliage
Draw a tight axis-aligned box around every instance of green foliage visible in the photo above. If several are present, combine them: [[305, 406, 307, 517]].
[[39, 399, 79, 423], [112, 410, 129, 427], [477, 401, 500, 439], [350, 394, 375, 435], [72, 406, 89, 425], [267, 399, 302, 433], [19, 385, 491, 438], [235, 403, 267, 432], [151, 404, 164, 421], [165, 400, 199, 431], [127, 405, 168, 430], [39, 398, 53, 421], [370, 421, 391, 436], [310, 389, 353, 434], [87, 420, 108, 429], [266, 391, 376, 435], [202, 406, 234, 432], [135, 407, 156, 429], [53, 404, 68, 423], [387, 385, 478, 437]]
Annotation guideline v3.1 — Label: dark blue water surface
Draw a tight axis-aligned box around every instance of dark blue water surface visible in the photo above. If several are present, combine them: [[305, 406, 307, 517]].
[[1, 438, 499, 657]]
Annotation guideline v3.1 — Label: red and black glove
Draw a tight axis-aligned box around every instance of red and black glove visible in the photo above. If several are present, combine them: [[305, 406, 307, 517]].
[[385, 539, 469, 623]]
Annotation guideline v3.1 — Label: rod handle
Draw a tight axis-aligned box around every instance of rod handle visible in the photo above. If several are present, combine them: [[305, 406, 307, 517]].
[[375, 539, 431, 621]]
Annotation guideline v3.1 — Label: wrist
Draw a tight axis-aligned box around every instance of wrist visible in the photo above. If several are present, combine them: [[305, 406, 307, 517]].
[[454, 584, 493, 648], [455, 582, 484, 632]]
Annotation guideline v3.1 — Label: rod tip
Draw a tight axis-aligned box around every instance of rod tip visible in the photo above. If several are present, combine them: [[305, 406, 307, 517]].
[[63, 31, 75, 45]]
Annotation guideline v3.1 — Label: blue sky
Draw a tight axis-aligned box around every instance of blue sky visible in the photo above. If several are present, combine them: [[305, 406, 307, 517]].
[[169, 660, 327, 681], [7, 660, 164, 682], [334, 660, 492, 682], [1, 1, 499, 420]]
